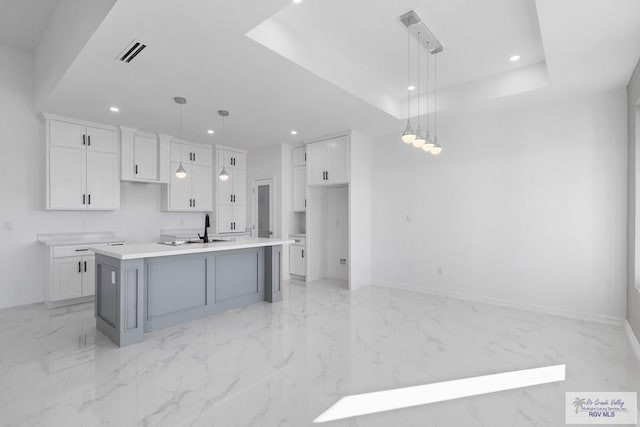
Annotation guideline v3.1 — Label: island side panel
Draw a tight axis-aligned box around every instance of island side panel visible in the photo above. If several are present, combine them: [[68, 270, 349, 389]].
[[95, 254, 144, 347], [265, 245, 283, 303]]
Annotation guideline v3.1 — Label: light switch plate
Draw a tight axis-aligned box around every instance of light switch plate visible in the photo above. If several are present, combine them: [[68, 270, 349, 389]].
[[111, 271, 116, 284]]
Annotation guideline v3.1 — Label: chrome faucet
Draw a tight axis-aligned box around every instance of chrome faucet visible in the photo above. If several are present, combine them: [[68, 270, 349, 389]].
[[198, 214, 210, 243]]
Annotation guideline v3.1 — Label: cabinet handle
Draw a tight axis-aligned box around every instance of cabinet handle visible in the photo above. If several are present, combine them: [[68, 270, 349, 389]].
[[230, 222, 233, 230], [193, 152, 196, 162], [84, 261, 87, 272], [304, 199, 306, 208], [193, 199, 196, 207], [135, 164, 138, 174], [87, 135, 91, 146], [302, 249, 304, 258], [82, 194, 86, 205], [78, 261, 81, 273], [88, 194, 91, 205], [75, 248, 88, 252], [304, 153, 307, 162], [326, 171, 329, 181], [82, 134, 86, 146], [230, 194, 233, 203]]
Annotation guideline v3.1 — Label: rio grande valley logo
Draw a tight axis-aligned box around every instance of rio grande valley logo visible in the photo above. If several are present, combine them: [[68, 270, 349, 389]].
[[566, 392, 637, 424]]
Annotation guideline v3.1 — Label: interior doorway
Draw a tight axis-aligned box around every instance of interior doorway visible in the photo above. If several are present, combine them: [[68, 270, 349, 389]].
[[252, 178, 275, 238]]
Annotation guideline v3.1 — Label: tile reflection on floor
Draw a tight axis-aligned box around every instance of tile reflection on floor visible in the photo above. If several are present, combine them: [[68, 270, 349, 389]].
[[0, 280, 638, 426]]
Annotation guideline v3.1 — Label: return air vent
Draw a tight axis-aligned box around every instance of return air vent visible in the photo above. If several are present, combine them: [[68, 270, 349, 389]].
[[117, 40, 147, 63]]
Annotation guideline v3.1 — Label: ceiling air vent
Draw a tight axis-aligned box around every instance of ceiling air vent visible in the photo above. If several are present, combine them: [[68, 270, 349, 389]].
[[117, 40, 147, 63]]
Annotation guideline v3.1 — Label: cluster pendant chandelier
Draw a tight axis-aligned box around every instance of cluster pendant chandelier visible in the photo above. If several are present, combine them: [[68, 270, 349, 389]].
[[400, 10, 442, 155]]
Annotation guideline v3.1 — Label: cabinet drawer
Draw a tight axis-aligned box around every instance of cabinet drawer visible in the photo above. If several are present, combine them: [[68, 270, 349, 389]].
[[53, 243, 109, 258], [290, 236, 306, 246]]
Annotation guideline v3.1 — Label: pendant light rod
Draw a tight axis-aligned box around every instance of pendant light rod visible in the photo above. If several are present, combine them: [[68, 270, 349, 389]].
[[399, 10, 443, 54], [174, 96, 187, 179], [218, 110, 230, 181]]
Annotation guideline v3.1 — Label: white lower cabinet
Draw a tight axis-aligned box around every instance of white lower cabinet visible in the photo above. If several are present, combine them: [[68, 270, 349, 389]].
[[289, 236, 306, 278], [51, 254, 95, 302]]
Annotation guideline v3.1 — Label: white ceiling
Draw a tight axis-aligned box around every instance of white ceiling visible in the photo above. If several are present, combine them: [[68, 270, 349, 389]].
[[0, 0, 59, 51], [29, 0, 640, 150]]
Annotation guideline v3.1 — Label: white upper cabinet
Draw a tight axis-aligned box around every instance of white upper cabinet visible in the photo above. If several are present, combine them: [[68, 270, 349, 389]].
[[45, 115, 119, 210], [221, 150, 246, 170], [120, 128, 169, 183], [293, 146, 306, 167], [162, 140, 213, 212], [306, 135, 349, 186]]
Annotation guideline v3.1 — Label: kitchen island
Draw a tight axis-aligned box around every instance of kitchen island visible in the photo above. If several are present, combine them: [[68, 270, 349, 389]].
[[92, 238, 291, 347]]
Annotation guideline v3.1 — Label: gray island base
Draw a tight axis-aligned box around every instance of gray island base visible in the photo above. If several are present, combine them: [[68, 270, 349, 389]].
[[92, 239, 289, 347]]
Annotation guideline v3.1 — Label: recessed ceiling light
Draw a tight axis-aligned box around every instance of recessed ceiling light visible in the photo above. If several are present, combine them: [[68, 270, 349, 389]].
[[293, 0, 303, 3], [408, 85, 415, 91], [110, 106, 119, 112], [207, 129, 215, 134], [291, 130, 298, 135], [509, 55, 521, 62]]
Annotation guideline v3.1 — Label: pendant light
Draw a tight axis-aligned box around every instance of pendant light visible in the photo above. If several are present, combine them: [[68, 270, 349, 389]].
[[412, 31, 426, 148], [218, 110, 230, 181], [423, 42, 435, 153], [174, 97, 187, 179], [401, 24, 416, 144], [430, 51, 442, 155]]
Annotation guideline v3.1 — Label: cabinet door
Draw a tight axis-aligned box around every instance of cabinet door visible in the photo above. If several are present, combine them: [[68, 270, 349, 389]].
[[232, 169, 246, 206], [171, 142, 191, 164], [52, 257, 83, 300], [292, 166, 306, 212], [292, 147, 306, 167], [289, 246, 305, 276], [233, 206, 247, 233], [306, 142, 325, 185], [192, 145, 213, 167], [169, 162, 192, 210], [218, 205, 234, 233], [49, 147, 86, 209], [134, 135, 158, 180], [230, 152, 246, 170], [50, 120, 86, 149], [325, 136, 349, 184], [217, 167, 233, 206], [191, 164, 213, 211], [86, 126, 117, 154], [82, 256, 95, 296], [86, 151, 119, 210]]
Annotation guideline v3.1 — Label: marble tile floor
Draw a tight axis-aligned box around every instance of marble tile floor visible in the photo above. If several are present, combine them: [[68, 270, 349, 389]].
[[1, 279, 639, 427]]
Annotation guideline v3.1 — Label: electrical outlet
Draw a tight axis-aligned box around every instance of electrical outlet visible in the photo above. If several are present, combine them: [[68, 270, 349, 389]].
[[3, 221, 13, 231], [406, 214, 412, 222], [437, 266, 443, 276], [79, 220, 86, 230], [180, 219, 184, 226], [340, 258, 347, 265]]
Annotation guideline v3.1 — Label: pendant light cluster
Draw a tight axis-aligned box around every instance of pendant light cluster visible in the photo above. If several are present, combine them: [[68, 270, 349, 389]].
[[400, 11, 442, 156]]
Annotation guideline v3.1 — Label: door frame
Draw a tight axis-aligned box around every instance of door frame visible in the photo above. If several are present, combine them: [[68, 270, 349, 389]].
[[251, 176, 275, 238]]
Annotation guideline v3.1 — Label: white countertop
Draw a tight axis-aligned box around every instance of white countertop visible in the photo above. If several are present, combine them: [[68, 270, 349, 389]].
[[37, 231, 125, 246], [92, 238, 293, 260]]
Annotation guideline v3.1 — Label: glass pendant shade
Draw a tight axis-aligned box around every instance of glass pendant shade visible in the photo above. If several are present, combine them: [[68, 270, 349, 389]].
[[423, 133, 435, 152], [430, 142, 442, 155], [402, 121, 416, 144], [219, 166, 229, 181], [413, 126, 426, 148], [175, 162, 187, 179]]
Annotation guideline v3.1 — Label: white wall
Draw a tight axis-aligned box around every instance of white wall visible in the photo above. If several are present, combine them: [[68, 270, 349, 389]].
[[371, 89, 628, 320], [0, 46, 206, 309], [349, 130, 372, 289], [627, 57, 640, 338]]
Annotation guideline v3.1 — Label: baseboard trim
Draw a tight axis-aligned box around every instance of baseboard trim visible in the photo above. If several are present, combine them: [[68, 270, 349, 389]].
[[624, 321, 640, 362], [371, 280, 626, 327]]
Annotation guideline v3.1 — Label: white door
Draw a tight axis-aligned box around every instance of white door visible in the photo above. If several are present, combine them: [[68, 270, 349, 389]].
[[325, 136, 349, 184], [251, 178, 274, 237], [192, 145, 213, 167], [86, 126, 117, 153], [292, 166, 306, 212], [306, 142, 325, 185], [218, 205, 234, 233], [134, 135, 158, 180], [52, 257, 83, 300], [289, 246, 305, 276], [233, 170, 247, 206], [86, 151, 118, 210], [170, 162, 192, 210], [49, 120, 86, 149], [49, 147, 86, 209], [191, 164, 212, 211], [82, 256, 95, 296]]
